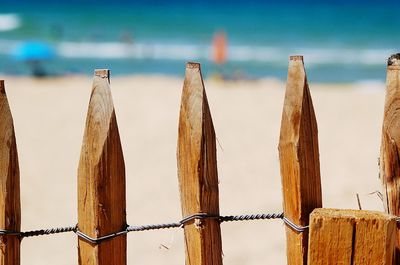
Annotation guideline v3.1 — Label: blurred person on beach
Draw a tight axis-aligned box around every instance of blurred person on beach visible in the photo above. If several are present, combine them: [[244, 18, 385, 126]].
[[212, 30, 228, 81], [213, 30, 227, 65], [212, 30, 248, 81]]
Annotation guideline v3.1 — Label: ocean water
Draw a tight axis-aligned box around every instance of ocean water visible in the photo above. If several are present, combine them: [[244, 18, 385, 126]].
[[0, 1, 399, 82]]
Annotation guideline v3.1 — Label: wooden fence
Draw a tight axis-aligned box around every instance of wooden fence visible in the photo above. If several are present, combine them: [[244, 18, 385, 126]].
[[0, 54, 400, 265]]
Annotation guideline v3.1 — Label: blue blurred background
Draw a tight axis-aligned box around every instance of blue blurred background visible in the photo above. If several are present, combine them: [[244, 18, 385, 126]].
[[0, 0, 399, 81]]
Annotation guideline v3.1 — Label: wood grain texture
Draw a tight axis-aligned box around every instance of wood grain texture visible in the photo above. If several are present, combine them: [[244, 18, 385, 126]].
[[278, 56, 322, 265], [380, 54, 400, 261], [308, 208, 396, 265], [177, 62, 223, 265], [77, 70, 126, 265], [0, 80, 20, 265]]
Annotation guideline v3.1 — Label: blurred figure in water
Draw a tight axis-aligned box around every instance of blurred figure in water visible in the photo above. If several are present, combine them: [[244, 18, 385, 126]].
[[120, 29, 134, 44], [213, 30, 227, 65]]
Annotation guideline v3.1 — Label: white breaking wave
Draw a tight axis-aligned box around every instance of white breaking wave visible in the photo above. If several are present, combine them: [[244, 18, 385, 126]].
[[0, 39, 19, 54], [58, 42, 394, 65], [0, 14, 21, 31], [57, 42, 210, 60], [0, 39, 395, 65]]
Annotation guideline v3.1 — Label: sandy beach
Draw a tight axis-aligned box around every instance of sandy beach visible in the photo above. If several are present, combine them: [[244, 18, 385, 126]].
[[0, 74, 387, 264]]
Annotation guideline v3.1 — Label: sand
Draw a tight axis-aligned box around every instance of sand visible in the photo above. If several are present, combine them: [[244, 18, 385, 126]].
[[0, 74, 387, 264]]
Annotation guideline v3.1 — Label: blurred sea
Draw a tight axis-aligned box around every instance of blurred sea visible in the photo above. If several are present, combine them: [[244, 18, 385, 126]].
[[0, 0, 399, 82]]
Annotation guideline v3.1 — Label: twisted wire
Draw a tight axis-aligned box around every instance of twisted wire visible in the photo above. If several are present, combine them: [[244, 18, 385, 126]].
[[75, 212, 287, 244], [21, 225, 77, 238], [220, 213, 284, 223], [127, 222, 181, 232], [12, 212, 399, 242], [6, 212, 304, 244]]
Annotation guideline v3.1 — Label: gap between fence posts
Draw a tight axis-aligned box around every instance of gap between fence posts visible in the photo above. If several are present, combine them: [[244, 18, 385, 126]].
[[177, 62, 223, 265], [77, 70, 127, 265], [278, 56, 322, 265], [380, 53, 400, 263], [0, 80, 21, 265], [307, 208, 396, 265]]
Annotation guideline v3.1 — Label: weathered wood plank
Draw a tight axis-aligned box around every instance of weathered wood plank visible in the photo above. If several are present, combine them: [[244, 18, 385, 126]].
[[278, 55, 322, 265], [380, 53, 400, 261], [77, 70, 126, 265], [308, 208, 396, 265], [177, 62, 223, 265], [0, 80, 20, 265]]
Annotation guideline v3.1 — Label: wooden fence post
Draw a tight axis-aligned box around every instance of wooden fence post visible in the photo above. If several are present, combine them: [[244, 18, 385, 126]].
[[77, 70, 126, 265], [177, 62, 223, 265], [0, 80, 20, 265], [308, 208, 396, 265], [278, 56, 322, 265], [380, 53, 400, 261]]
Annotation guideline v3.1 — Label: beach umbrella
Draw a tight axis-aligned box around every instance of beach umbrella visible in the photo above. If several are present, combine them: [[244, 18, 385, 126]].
[[12, 41, 56, 77], [13, 41, 55, 61]]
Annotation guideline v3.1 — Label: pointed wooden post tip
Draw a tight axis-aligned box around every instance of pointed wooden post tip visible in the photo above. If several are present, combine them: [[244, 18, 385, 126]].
[[94, 69, 110, 82], [0, 78, 21, 265], [186, 62, 201, 69], [178, 62, 222, 265], [381, 51, 400, 263], [78, 68, 126, 265], [388, 53, 400, 67], [183, 62, 205, 96], [290, 55, 304, 62], [279, 55, 321, 265]]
